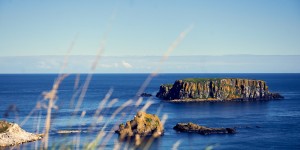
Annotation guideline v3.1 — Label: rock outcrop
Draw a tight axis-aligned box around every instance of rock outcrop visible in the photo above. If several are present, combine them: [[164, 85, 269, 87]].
[[140, 93, 152, 97], [115, 111, 164, 140], [156, 78, 284, 101], [0, 121, 43, 147], [173, 122, 236, 135]]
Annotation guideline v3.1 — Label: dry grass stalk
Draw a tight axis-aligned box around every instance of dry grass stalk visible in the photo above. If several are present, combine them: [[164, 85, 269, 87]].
[[43, 74, 68, 149], [89, 89, 115, 132], [59, 34, 78, 75], [135, 24, 194, 108], [172, 140, 182, 150], [73, 1, 117, 116], [86, 100, 133, 149], [94, 89, 114, 118], [108, 25, 194, 149], [139, 101, 154, 113]]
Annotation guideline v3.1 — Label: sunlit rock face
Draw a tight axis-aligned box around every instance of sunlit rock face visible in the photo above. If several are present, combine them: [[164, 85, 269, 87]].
[[0, 121, 43, 147], [115, 111, 164, 140]]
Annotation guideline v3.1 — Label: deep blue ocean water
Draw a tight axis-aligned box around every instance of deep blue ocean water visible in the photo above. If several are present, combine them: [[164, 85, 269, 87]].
[[0, 74, 300, 149]]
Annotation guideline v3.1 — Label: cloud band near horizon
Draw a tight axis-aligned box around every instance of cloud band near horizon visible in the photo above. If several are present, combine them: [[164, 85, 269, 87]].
[[0, 55, 299, 73]]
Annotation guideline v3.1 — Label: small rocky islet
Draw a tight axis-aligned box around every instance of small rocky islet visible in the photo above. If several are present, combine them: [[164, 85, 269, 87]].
[[115, 111, 164, 139], [115, 111, 164, 145], [139, 92, 153, 97], [156, 78, 284, 102], [173, 122, 236, 135]]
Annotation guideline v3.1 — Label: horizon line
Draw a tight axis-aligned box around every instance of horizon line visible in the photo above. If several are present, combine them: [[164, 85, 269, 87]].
[[1, 54, 300, 57], [0, 72, 299, 74]]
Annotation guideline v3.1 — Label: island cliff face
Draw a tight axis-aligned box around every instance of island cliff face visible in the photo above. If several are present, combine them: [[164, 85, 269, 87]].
[[156, 78, 283, 101]]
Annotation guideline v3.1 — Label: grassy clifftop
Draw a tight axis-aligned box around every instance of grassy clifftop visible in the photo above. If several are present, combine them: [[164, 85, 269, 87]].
[[182, 78, 261, 83], [182, 78, 223, 83]]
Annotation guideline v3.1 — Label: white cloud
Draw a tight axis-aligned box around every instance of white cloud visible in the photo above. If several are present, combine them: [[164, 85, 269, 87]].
[[37, 60, 60, 69], [99, 64, 113, 68], [121, 61, 133, 68]]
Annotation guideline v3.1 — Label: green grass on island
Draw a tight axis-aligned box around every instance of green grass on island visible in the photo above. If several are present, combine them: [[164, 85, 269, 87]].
[[182, 78, 224, 83], [161, 83, 173, 88], [182, 78, 260, 83], [161, 78, 261, 87]]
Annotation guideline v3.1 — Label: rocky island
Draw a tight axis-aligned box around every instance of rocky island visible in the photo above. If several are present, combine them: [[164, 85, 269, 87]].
[[0, 121, 43, 147], [156, 78, 284, 102], [173, 122, 236, 135], [115, 111, 164, 139]]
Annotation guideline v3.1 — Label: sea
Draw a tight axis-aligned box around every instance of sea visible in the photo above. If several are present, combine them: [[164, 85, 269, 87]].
[[0, 73, 299, 150]]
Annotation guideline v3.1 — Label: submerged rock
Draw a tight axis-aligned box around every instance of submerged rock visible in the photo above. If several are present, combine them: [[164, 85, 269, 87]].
[[140, 93, 152, 97], [173, 122, 236, 135], [156, 78, 284, 102], [115, 111, 164, 140], [0, 121, 43, 147]]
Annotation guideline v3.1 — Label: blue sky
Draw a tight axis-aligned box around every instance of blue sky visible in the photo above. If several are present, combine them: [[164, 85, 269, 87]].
[[0, 0, 299, 73]]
